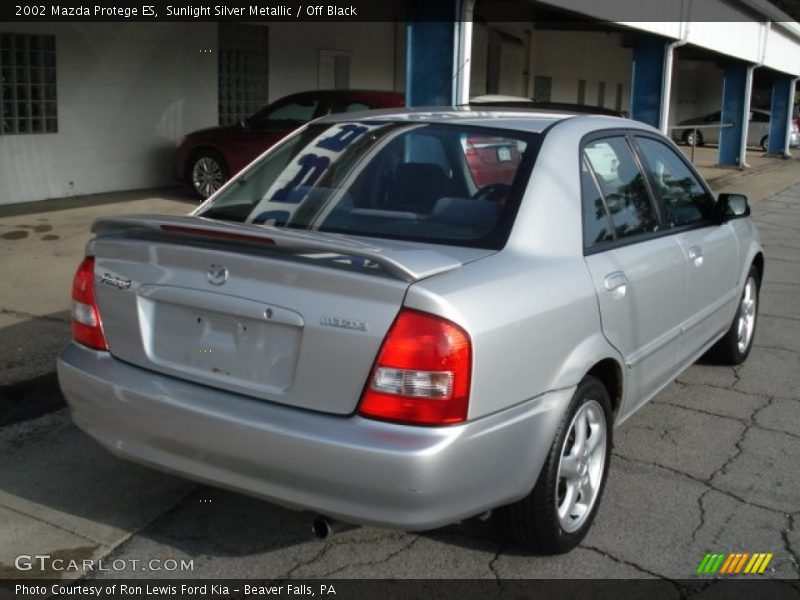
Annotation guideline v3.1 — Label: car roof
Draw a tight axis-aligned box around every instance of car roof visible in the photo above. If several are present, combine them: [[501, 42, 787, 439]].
[[319, 106, 630, 134], [469, 96, 624, 117]]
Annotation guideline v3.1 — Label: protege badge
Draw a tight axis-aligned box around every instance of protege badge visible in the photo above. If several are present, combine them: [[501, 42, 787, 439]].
[[320, 316, 367, 332], [100, 273, 131, 290]]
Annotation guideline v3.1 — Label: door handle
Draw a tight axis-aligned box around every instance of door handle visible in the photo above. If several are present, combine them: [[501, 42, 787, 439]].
[[604, 271, 628, 297], [688, 245, 704, 266]]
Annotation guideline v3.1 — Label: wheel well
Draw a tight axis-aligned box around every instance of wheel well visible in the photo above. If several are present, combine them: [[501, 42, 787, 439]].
[[587, 359, 623, 419], [752, 252, 764, 289]]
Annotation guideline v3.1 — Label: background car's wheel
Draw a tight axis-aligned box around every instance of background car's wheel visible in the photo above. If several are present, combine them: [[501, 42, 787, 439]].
[[683, 130, 703, 147], [707, 265, 760, 365], [503, 375, 612, 554], [760, 136, 769, 152], [189, 151, 228, 198]]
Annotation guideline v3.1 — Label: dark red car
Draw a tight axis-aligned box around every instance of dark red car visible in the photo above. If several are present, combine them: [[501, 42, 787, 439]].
[[462, 135, 523, 189], [174, 89, 405, 197]]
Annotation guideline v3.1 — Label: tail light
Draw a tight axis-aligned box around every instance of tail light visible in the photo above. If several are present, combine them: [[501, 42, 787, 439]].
[[358, 309, 471, 426], [71, 257, 108, 351]]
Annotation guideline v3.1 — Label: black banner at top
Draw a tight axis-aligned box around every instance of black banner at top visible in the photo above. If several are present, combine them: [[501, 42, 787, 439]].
[[2, 579, 800, 600], [2, 0, 799, 23]]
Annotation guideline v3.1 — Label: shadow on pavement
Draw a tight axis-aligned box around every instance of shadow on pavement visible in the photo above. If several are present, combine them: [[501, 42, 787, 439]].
[[0, 310, 71, 426]]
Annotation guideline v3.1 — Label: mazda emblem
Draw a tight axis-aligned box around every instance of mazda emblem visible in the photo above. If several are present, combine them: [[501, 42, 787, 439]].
[[207, 264, 228, 286]]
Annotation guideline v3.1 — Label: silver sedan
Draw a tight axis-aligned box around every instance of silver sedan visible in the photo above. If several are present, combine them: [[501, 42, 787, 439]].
[[58, 108, 763, 554]]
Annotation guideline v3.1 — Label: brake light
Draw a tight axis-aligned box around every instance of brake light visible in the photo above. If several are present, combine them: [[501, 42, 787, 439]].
[[358, 309, 471, 426], [71, 257, 108, 351]]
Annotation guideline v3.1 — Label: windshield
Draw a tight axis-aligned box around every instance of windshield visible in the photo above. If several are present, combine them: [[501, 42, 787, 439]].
[[199, 121, 538, 249], [247, 98, 320, 129]]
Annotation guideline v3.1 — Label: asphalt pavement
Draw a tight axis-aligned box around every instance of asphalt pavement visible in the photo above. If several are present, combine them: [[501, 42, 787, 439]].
[[0, 150, 798, 582]]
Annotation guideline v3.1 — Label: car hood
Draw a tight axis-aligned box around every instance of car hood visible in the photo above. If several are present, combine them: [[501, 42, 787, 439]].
[[187, 124, 243, 137]]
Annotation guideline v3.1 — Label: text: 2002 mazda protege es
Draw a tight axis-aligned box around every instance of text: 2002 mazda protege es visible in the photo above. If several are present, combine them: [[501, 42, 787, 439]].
[[58, 108, 763, 554]]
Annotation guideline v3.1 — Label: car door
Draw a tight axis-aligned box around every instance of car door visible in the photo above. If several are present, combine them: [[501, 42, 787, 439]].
[[581, 135, 687, 415], [633, 135, 739, 362]]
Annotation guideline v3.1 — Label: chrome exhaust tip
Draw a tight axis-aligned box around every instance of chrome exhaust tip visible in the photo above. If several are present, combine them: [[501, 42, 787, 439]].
[[311, 516, 339, 539]]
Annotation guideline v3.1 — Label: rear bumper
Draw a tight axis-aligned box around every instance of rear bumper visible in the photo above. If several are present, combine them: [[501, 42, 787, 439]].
[[57, 343, 570, 530]]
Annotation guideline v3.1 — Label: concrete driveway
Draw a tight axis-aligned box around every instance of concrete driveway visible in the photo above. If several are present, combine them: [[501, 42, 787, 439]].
[[0, 161, 798, 581]]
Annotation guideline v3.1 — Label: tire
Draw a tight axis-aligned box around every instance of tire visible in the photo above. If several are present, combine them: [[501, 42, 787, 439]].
[[503, 375, 612, 554], [760, 136, 769, 153], [707, 266, 760, 365], [189, 151, 228, 199], [683, 130, 703, 147]]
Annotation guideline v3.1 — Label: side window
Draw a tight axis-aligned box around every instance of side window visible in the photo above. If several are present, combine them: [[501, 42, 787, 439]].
[[635, 137, 715, 227], [266, 101, 319, 122], [582, 137, 660, 241], [580, 157, 614, 247]]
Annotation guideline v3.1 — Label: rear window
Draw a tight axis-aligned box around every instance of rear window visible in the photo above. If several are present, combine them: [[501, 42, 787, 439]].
[[199, 122, 538, 249]]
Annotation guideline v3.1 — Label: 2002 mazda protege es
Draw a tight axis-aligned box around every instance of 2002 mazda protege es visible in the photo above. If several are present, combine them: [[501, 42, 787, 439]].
[[57, 108, 763, 554]]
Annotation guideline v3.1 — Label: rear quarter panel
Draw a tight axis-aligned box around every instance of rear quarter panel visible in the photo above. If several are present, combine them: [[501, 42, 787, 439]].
[[404, 251, 619, 420]]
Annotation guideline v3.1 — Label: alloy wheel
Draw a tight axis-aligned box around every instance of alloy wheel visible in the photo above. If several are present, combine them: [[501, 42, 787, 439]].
[[192, 156, 225, 197], [556, 399, 607, 533], [737, 276, 757, 354]]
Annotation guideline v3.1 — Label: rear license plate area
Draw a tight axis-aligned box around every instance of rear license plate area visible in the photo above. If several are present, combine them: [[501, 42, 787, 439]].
[[145, 301, 301, 391]]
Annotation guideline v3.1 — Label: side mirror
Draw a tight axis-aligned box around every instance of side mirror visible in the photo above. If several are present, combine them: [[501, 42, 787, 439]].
[[718, 193, 750, 220]]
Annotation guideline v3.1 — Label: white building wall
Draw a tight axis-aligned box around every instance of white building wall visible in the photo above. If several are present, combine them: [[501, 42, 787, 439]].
[[469, 27, 632, 110], [764, 27, 800, 76], [267, 22, 398, 102], [683, 21, 765, 64], [529, 31, 632, 110], [539, 0, 800, 77], [669, 60, 724, 125], [0, 22, 217, 205]]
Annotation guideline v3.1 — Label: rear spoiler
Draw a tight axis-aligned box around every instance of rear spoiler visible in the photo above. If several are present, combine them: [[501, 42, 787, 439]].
[[90, 214, 463, 282]]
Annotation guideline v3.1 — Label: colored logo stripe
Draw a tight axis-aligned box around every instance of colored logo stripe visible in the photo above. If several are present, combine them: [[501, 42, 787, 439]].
[[697, 553, 726, 574], [722, 553, 749, 573], [697, 552, 773, 575]]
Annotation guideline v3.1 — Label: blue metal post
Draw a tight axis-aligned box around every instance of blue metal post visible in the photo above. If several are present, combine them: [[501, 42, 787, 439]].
[[630, 36, 669, 128], [767, 75, 793, 155], [719, 63, 749, 166], [406, 0, 460, 107]]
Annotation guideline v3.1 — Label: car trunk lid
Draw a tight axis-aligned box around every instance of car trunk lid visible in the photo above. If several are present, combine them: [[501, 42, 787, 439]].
[[89, 214, 492, 415]]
